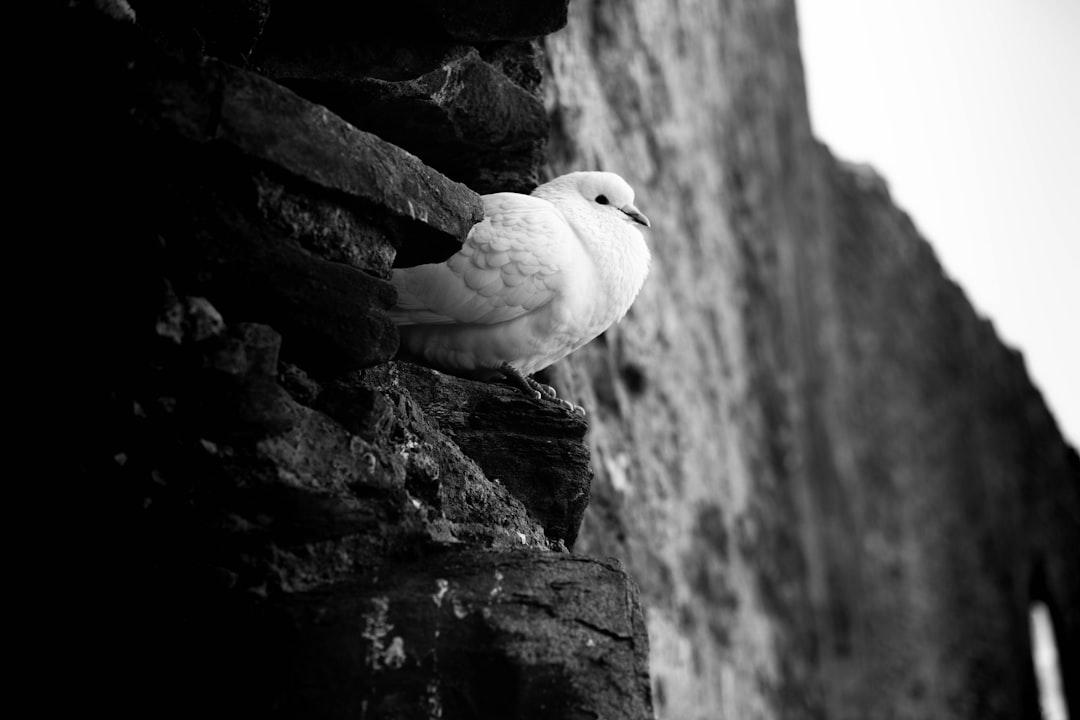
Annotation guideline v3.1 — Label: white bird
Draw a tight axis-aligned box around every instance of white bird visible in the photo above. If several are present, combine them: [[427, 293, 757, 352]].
[[390, 171, 652, 410]]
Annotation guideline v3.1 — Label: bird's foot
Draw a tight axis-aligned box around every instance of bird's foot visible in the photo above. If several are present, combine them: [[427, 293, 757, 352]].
[[557, 398, 587, 416], [525, 377, 558, 398], [498, 363, 543, 400], [498, 363, 584, 415]]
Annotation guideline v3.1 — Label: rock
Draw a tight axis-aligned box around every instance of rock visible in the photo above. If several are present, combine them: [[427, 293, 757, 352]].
[[124, 31, 482, 253], [94, 0, 136, 23], [214, 62, 483, 241], [252, 172, 398, 277], [58, 10, 484, 372], [104, 18, 491, 370], [358, 362, 593, 548], [56, 2, 1080, 719], [164, 198, 401, 374], [314, 380, 395, 443], [175, 550, 652, 719], [314, 365, 553, 550], [258, 0, 569, 44], [128, 0, 271, 63], [268, 46, 548, 195], [123, 314, 555, 599], [55, 6, 635, 718], [479, 40, 546, 96], [136, 160, 400, 373], [151, 296, 297, 440], [433, 0, 571, 41], [186, 321, 297, 441]]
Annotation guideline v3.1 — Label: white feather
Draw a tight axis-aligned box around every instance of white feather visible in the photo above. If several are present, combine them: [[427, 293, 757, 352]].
[[390, 171, 652, 377]]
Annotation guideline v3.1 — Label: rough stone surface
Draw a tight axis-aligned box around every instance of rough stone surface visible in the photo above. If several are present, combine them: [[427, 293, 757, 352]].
[[544, 2, 1079, 720], [126, 30, 483, 254], [361, 362, 592, 547], [100, 304, 621, 713], [127, 0, 271, 63], [258, 0, 569, 44], [137, 296, 553, 561], [56, 6, 627, 718], [433, 0, 571, 42], [216, 551, 652, 719], [92, 292, 609, 714], [54, 2, 1077, 719], [480, 40, 547, 96], [266, 46, 548, 194], [126, 0, 567, 65], [160, 185, 400, 373], [96, 296, 579, 716], [100, 13, 491, 371]]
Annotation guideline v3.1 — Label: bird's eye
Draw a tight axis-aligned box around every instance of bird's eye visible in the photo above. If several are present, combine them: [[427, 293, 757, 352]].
[[595, 195, 609, 205]]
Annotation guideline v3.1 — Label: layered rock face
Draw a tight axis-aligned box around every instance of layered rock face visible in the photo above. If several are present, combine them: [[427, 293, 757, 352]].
[[55, 1, 1076, 719], [545, 2, 1078, 719], [57, 2, 651, 718]]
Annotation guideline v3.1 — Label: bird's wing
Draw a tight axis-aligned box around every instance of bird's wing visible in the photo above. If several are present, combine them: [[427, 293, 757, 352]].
[[391, 193, 573, 326]]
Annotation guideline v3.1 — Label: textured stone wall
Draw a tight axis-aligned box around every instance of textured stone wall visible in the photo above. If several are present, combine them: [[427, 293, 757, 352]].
[[57, 2, 653, 717], [801, 160, 1079, 720], [544, 2, 1078, 719], [53, 1, 1076, 719]]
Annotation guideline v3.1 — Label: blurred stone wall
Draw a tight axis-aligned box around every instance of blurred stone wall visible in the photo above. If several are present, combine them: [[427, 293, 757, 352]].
[[544, 2, 1078, 719]]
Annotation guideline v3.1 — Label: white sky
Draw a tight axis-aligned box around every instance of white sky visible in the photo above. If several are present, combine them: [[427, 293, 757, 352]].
[[796, 0, 1080, 447], [1031, 604, 1069, 720]]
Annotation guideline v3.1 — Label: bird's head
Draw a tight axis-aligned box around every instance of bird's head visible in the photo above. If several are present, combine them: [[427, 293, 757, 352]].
[[534, 171, 651, 229], [530, 170, 652, 316]]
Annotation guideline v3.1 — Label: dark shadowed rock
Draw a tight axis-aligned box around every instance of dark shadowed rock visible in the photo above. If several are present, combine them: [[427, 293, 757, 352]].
[[434, 0, 571, 41], [304, 365, 553, 550], [355, 362, 593, 548], [108, 307, 559, 715], [58, 5, 643, 719], [196, 550, 652, 719], [156, 307, 298, 441], [258, 0, 569, 44], [479, 40, 546, 95], [126, 34, 482, 251], [128, 0, 271, 64], [215, 63, 483, 239], [252, 172, 399, 276], [59, 2, 1079, 720], [98, 15, 490, 369], [161, 190, 401, 373], [129, 312, 553, 583], [267, 46, 547, 195]]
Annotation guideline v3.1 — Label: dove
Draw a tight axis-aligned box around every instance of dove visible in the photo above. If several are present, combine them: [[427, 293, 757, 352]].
[[390, 171, 651, 410]]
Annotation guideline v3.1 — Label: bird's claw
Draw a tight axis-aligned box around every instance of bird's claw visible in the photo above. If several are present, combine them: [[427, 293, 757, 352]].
[[496, 363, 583, 414], [557, 398, 586, 416], [536, 383, 557, 398], [523, 376, 557, 398]]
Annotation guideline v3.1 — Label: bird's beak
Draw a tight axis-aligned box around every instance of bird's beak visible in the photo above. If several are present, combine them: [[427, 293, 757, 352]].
[[621, 204, 651, 228]]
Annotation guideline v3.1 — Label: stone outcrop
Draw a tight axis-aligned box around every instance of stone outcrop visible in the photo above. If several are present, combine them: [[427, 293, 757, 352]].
[[259, 45, 549, 195], [58, 2, 648, 717], [56, 1, 1076, 719], [251, 550, 651, 719]]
